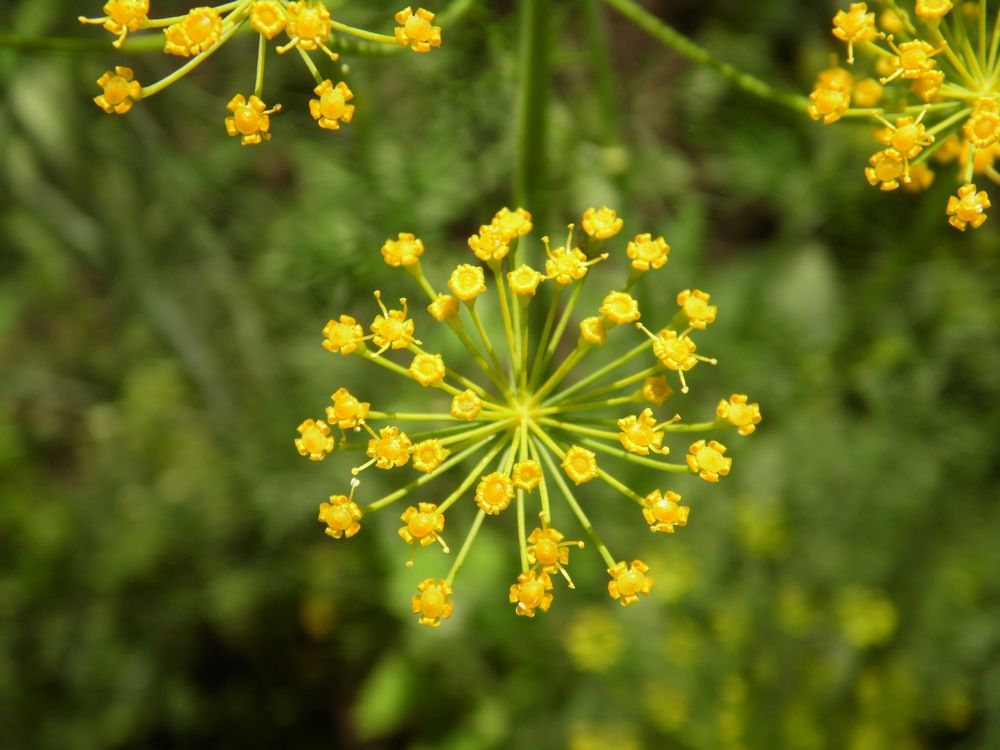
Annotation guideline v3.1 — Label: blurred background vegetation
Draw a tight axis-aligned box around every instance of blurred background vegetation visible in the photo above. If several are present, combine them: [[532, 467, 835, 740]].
[[2, 0, 999, 748]]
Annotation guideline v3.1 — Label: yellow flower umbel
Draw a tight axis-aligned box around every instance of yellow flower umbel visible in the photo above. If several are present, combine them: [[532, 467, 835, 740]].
[[817, 1, 1000, 229], [296, 207, 758, 624], [79, 0, 441, 142]]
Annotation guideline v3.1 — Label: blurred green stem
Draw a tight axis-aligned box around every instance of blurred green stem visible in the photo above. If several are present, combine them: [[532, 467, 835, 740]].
[[602, 0, 811, 113], [582, 0, 621, 146], [514, 0, 550, 227]]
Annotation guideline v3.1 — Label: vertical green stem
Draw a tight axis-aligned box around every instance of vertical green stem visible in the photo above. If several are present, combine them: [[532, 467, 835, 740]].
[[514, 0, 551, 227], [445, 509, 487, 586], [254, 33, 266, 98]]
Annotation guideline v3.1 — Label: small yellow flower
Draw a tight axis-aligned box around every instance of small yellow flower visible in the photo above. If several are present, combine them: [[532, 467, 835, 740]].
[[642, 376, 674, 407], [676, 289, 717, 330], [164, 7, 222, 57], [879, 114, 934, 158], [412, 578, 453, 627], [545, 243, 589, 286], [618, 408, 667, 456], [581, 206, 624, 239], [507, 265, 544, 296], [295, 418, 335, 460], [808, 79, 851, 124], [326, 387, 370, 430], [527, 520, 581, 579], [642, 327, 715, 393], [832, 3, 880, 64], [427, 294, 459, 322], [408, 353, 446, 387], [881, 37, 944, 84], [93, 67, 141, 114], [225, 94, 280, 146], [450, 389, 483, 420], [686, 439, 732, 482], [476, 472, 514, 514], [946, 183, 991, 231], [915, 0, 953, 19], [78, 0, 149, 48], [394, 6, 442, 52], [510, 570, 553, 616], [249, 0, 286, 39], [370, 293, 419, 355], [599, 291, 640, 326], [964, 97, 1000, 149], [318, 493, 362, 538], [399, 502, 445, 547], [642, 489, 689, 533], [910, 69, 944, 101], [322, 315, 363, 354], [381, 233, 424, 267], [607, 560, 654, 606], [866, 148, 906, 190], [852, 77, 884, 108], [468, 224, 509, 262], [512, 460, 542, 491], [367, 426, 412, 469], [716, 394, 761, 436], [411, 439, 449, 473], [493, 207, 533, 240], [280, 0, 338, 59], [562, 445, 598, 485], [580, 316, 607, 345], [309, 80, 354, 131], [626, 233, 670, 271], [448, 264, 487, 302]]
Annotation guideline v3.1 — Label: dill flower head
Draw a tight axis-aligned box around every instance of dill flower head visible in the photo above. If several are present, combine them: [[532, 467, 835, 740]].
[[818, 1, 1000, 229], [296, 207, 760, 624]]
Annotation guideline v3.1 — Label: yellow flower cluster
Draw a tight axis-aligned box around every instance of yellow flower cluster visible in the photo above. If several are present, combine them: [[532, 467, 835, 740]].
[[296, 207, 761, 625], [80, 2, 442, 144], [813, 1, 998, 229]]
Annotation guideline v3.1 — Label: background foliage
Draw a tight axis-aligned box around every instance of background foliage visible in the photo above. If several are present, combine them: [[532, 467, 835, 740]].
[[1, 0, 999, 748]]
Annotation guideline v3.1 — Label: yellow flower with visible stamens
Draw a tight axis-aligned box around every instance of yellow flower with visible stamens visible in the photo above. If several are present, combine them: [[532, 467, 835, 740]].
[[427, 294, 459, 321], [879, 114, 934, 157], [448, 264, 487, 301], [412, 439, 449, 473], [580, 316, 607, 345], [947, 184, 991, 231], [399, 502, 445, 547], [493, 207, 533, 240], [412, 578, 453, 627], [78, 0, 148, 48], [832, 3, 880, 64], [626, 233, 670, 271], [507, 265, 544, 296], [618, 408, 667, 455], [164, 7, 222, 57], [370, 294, 418, 355], [322, 315, 363, 355], [880, 37, 944, 84], [527, 519, 581, 581], [582, 206, 624, 239], [326, 387, 370, 431], [545, 242, 591, 286], [476, 472, 514, 514], [641, 326, 716, 393], [562, 446, 598, 485], [808, 78, 851, 124], [717, 394, 762, 436], [280, 0, 338, 60], [367, 426, 412, 469], [677, 289, 716, 330], [318, 493, 361, 538], [964, 97, 1000, 149], [599, 292, 640, 326], [910, 69, 944, 101], [642, 376, 674, 407], [686, 439, 732, 482], [915, 0, 953, 18], [250, 0, 286, 39], [642, 490, 689, 533], [607, 560, 654, 606], [309, 80, 354, 131], [510, 571, 553, 616], [93, 67, 141, 114], [469, 224, 509, 262], [394, 7, 442, 52], [225, 95, 280, 146], [382, 233, 424, 267], [512, 460, 542, 491], [450, 390, 483, 420], [408, 353, 446, 386], [295, 419, 335, 460]]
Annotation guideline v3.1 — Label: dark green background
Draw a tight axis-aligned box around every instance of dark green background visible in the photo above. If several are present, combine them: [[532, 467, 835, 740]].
[[1, 1, 998, 748]]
